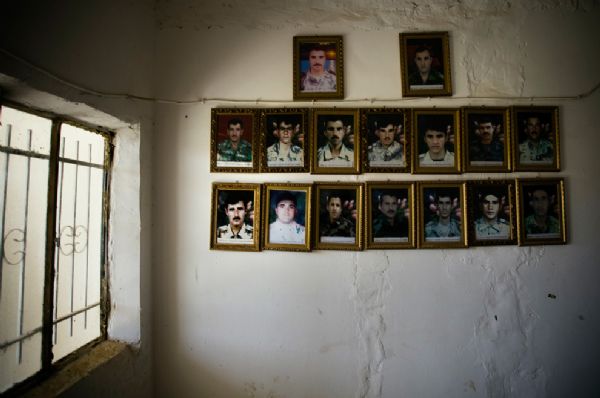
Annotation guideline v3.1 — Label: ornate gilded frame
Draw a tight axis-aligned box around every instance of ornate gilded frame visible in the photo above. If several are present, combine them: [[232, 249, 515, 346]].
[[467, 180, 517, 246], [366, 182, 415, 249], [210, 108, 259, 173], [512, 106, 560, 171], [311, 108, 360, 174], [262, 183, 312, 252], [516, 178, 567, 245], [314, 182, 364, 250], [412, 108, 461, 174], [400, 31, 452, 97], [462, 107, 511, 172], [259, 108, 310, 173], [417, 181, 467, 249], [210, 182, 262, 251], [293, 35, 344, 100], [361, 108, 411, 173]]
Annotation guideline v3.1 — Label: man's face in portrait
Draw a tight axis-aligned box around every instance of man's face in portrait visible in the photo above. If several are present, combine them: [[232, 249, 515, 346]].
[[325, 120, 346, 146], [275, 199, 297, 224], [376, 124, 396, 147], [479, 122, 495, 145], [414, 49, 432, 74], [481, 194, 500, 221], [424, 129, 446, 156], [309, 49, 326, 74], [327, 197, 342, 221], [437, 196, 452, 220], [531, 189, 550, 217], [379, 194, 398, 222], [526, 117, 542, 142], [227, 122, 243, 144], [277, 121, 294, 145], [226, 200, 246, 228]]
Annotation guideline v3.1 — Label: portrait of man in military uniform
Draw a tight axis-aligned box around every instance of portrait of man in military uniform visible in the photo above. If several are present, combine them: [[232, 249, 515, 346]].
[[523, 185, 560, 237], [264, 113, 304, 168], [465, 110, 508, 171], [316, 114, 354, 168], [318, 190, 356, 244], [216, 190, 254, 243], [371, 189, 409, 242], [366, 113, 405, 168], [517, 113, 554, 164], [423, 187, 461, 242], [473, 186, 511, 240], [215, 114, 254, 168], [415, 112, 457, 171]]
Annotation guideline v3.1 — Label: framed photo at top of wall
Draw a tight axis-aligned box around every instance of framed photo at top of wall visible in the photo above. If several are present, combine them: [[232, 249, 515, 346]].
[[259, 108, 309, 173], [293, 36, 344, 100], [210, 108, 258, 173], [417, 181, 467, 249], [512, 106, 560, 171], [262, 183, 312, 252], [361, 108, 411, 173], [210, 183, 262, 251], [463, 107, 511, 172], [516, 178, 566, 245], [400, 31, 452, 97], [311, 108, 360, 174], [467, 180, 516, 246], [366, 182, 415, 249], [314, 182, 363, 251], [412, 108, 461, 174]]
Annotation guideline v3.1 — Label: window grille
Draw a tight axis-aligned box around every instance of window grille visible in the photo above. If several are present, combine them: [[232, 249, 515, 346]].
[[0, 104, 112, 394]]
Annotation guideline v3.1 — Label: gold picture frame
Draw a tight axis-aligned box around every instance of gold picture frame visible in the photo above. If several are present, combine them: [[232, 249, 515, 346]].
[[418, 181, 467, 248], [512, 106, 560, 171], [259, 108, 309, 173], [210, 183, 262, 251], [412, 108, 461, 174], [311, 108, 360, 174], [210, 108, 259, 173], [462, 107, 511, 172], [262, 183, 312, 252], [293, 36, 344, 100], [400, 31, 452, 97], [366, 182, 415, 249], [361, 108, 411, 173], [516, 178, 567, 245], [314, 182, 363, 250], [467, 180, 517, 246]]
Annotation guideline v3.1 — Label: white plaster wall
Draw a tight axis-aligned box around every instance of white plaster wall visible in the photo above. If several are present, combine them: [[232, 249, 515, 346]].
[[152, 1, 600, 398]]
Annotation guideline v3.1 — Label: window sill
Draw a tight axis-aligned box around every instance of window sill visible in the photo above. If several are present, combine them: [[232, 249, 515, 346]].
[[22, 340, 129, 398]]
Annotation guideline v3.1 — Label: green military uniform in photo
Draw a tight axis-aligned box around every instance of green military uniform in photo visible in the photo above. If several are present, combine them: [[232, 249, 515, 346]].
[[217, 139, 252, 162], [217, 223, 253, 239]]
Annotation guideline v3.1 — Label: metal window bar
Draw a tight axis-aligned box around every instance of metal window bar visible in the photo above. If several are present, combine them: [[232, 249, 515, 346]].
[[52, 137, 66, 345], [0, 102, 113, 395]]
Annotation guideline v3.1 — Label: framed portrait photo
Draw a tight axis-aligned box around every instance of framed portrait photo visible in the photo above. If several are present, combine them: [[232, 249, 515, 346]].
[[210, 183, 262, 251], [467, 180, 516, 246], [463, 107, 511, 172], [260, 108, 309, 173], [516, 178, 567, 245], [361, 108, 410, 173], [512, 106, 560, 171], [311, 108, 360, 174], [210, 108, 258, 173], [418, 182, 467, 249], [262, 183, 312, 252], [400, 31, 452, 97], [366, 182, 415, 249], [412, 108, 461, 174], [314, 183, 363, 251], [293, 36, 344, 100]]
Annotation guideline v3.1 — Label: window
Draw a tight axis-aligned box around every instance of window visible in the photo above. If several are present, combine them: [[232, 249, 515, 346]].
[[0, 104, 113, 394]]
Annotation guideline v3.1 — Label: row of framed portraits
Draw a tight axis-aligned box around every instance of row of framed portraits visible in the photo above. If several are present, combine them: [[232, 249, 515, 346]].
[[293, 32, 452, 99], [211, 106, 560, 174], [210, 178, 567, 252]]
